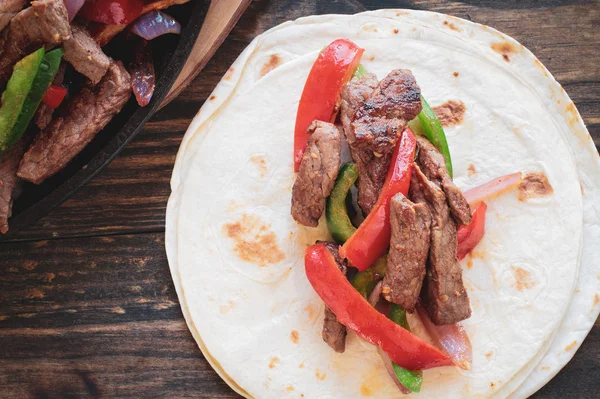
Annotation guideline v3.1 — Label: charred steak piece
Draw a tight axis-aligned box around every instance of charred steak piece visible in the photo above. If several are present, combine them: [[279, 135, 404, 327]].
[[291, 121, 341, 227], [18, 61, 132, 184], [340, 73, 391, 215], [0, 138, 27, 234], [63, 23, 110, 85], [410, 163, 471, 325], [320, 242, 348, 353], [0, 0, 26, 32], [0, 0, 71, 85], [382, 193, 431, 312], [351, 69, 422, 155], [415, 135, 471, 226]]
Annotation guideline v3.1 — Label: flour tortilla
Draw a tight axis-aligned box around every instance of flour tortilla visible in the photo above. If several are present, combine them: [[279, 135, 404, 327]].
[[166, 10, 599, 398]]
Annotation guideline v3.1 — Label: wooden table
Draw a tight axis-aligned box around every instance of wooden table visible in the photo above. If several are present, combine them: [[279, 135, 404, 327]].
[[1, 1, 598, 397]]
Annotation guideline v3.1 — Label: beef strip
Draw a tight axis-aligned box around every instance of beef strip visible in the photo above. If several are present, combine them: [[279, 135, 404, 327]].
[[34, 61, 66, 130], [291, 120, 341, 227], [0, 138, 27, 234], [415, 135, 471, 226], [63, 23, 110, 84], [340, 73, 390, 214], [0, 0, 71, 85], [382, 193, 431, 312], [351, 69, 422, 155], [320, 241, 348, 353], [0, 0, 26, 32], [18, 61, 132, 184], [410, 163, 471, 325]]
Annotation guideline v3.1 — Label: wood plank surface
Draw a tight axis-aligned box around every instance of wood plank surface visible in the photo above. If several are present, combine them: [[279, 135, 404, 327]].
[[1, 1, 599, 398]]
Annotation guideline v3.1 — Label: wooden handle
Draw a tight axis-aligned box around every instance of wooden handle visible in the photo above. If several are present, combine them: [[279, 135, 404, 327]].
[[160, 0, 252, 108]]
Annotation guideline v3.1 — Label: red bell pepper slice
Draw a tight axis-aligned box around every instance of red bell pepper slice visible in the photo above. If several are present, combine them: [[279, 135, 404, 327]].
[[293, 39, 364, 171], [340, 128, 416, 271], [305, 243, 452, 370], [42, 85, 68, 110], [80, 0, 144, 25], [457, 202, 487, 260]]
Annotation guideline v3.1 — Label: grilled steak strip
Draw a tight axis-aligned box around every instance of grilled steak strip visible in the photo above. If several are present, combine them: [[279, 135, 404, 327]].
[[34, 61, 66, 130], [18, 61, 132, 184], [340, 73, 390, 215], [415, 135, 471, 226], [320, 242, 348, 353], [291, 121, 341, 227], [382, 193, 431, 312], [351, 69, 422, 155], [0, 138, 27, 234], [410, 163, 471, 325], [0, 0, 71, 85], [0, 0, 26, 32], [63, 23, 110, 85]]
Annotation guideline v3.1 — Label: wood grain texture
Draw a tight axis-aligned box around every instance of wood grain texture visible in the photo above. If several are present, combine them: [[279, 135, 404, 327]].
[[1, 1, 599, 398]]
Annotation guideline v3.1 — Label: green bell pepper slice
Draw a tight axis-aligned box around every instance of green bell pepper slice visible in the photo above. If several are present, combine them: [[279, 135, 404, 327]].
[[0, 48, 45, 152], [10, 48, 64, 148], [390, 304, 424, 392], [326, 163, 359, 244], [351, 256, 387, 299], [353, 64, 368, 79], [415, 95, 453, 178]]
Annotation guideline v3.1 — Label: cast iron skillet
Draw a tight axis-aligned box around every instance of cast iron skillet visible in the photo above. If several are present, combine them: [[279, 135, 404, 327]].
[[1, 0, 208, 240]]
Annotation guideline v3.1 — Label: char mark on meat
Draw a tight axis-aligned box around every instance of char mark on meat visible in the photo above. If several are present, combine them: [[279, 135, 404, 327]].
[[18, 61, 132, 184], [340, 73, 389, 215], [0, 0, 71, 85], [351, 69, 422, 155], [291, 121, 341, 227], [415, 135, 471, 225], [320, 242, 348, 353], [0, 138, 27, 234], [382, 193, 431, 312], [63, 23, 110, 85], [410, 163, 471, 325], [0, 0, 26, 32]]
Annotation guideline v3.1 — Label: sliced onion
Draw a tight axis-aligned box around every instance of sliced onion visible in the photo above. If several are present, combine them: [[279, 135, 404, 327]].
[[64, 0, 85, 21], [368, 280, 383, 308], [377, 347, 411, 395], [131, 11, 181, 41], [416, 304, 472, 370], [129, 42, 156, 106], [464, 172, 523, 207]]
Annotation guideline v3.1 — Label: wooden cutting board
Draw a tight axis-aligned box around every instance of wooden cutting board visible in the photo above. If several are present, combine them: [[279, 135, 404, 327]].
[[161, 0, 252, 107]]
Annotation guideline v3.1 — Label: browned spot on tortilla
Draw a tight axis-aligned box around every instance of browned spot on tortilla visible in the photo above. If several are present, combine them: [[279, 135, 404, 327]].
[[368, 55, 375, 61], [260, 54, 283, 77], [491, 41, 519, 56], [466, 257, 474, 269], [299, 361, 305, 368], [209, 95, 216, 101], [23, 260, 38, 270], [518, 172, 553, 201], [564, 102, 580, 127], [471, 250, 486, 260], [396, 11, 408, 16], [315, 368, 326, 380], [220, 300, 235, 314], [250, 154, 268, 178], [443, 20, 461, 31], [593, 293, 599, 307], [290, 330, 300, 344], [565, 340, 577, 351], [581, 183, 585, 195], [360, 382, 374, 396], [502, 54, 510, 62], [533, 58, 549, 76], [433, 100, 466, 127], [269, 356, 280, 369], [223, 214, 285, 267], [512, 267, 536, 291], [304, 304, 318, 322], [467, 164, 477, 176], [393, 28, 399, 34], [485, 351, 493, 359], [490, 382, 495, 388], [285, 385, 294, 391], [541, 366, 550, 371], [223, 67, 234, 81], [26, 289, 45, 299], [453, 71, 459, 77]]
